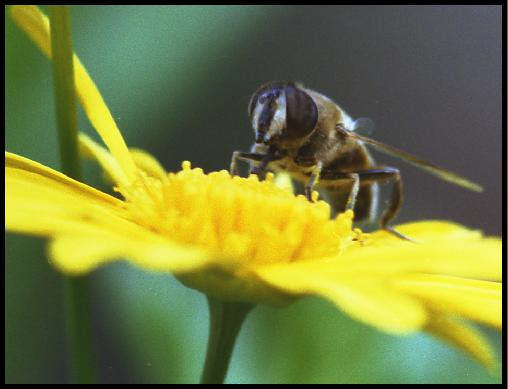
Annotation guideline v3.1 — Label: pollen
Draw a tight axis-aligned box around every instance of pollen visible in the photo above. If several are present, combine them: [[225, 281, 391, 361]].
[[120, 163, 357, 266]]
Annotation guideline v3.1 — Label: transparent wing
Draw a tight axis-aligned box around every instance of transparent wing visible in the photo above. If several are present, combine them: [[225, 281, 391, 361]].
[[352, 117, 375, 137], [345, 131, 483, 192]]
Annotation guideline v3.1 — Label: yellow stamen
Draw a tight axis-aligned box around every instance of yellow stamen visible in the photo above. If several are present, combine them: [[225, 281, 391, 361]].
[[119, 164, 356, 266]]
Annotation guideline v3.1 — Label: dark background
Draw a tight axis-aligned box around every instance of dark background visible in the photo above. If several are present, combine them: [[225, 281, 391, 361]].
[[6, 5, 502, 384]]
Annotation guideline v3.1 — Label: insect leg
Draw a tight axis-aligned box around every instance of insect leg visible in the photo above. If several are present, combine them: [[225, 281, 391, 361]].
[[230, 151, 265, 175], [250, 153, 276, 179], [305, 161, 323, 201], [350, 168, 402, 231], [345, 173, 360, 211], [316, 172, 360, 209], [321, 167, 411, 241]]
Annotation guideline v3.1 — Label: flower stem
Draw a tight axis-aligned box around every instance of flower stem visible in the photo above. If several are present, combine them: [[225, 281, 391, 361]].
[[50, 6, 81, 180], [200, 297, 254, 384], [63, 277, 97, 384], [50, 6, 96, 384]]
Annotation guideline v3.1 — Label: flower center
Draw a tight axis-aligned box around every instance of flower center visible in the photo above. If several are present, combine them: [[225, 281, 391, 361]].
[[120, 162, 356, 265]]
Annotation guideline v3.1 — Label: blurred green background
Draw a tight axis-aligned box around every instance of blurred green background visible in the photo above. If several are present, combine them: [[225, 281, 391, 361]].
[[5, 5, 502, 384]]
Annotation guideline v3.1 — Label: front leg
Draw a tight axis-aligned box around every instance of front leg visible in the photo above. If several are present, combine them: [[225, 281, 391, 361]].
[[230, 149, 282, 178], [250, 152, 276, 179], [230, 151, 265, 176]]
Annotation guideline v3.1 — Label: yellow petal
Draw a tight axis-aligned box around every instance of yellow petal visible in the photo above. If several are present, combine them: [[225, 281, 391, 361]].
[[388, 220, 484, 241], [74, 58, 138, 182], [340, 222, 501, 281], [6, 152, 213, 275], [129, 148, 167, 181], [49, 233, 213, 276], [78, 132, 129, 187], [425, 313, 496, 371], [79, 133, 167, 186], [9, 5, 51, 56], [10, 5, 138, 182], [391, 273, 501, 329], [254, 262, 427, 334], [7, 153, 133, 236], [7, 152, 159, 239], [6, 151, 120, 209]]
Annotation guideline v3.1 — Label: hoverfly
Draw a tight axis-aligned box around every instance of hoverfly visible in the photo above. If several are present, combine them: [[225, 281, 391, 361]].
[[230, 81, 482, 239]]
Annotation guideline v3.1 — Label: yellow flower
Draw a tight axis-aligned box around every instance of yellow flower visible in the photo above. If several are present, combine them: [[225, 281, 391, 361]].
[[7, 5, 501, 372]]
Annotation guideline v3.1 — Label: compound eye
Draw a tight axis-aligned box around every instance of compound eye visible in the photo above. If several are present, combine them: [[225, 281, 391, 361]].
[[284, 86, 318, 139], [248, 85, 282, 118], [248, 92, 259, 118]]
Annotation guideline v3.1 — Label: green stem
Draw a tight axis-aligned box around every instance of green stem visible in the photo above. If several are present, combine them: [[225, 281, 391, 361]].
[[200, 297, 254, 384], [50, 6, 96, 384], [50, 6, 81, 180], [63, 278, 97, 384]]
